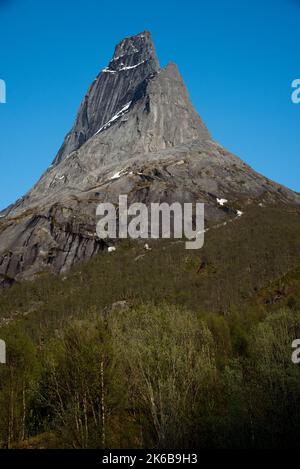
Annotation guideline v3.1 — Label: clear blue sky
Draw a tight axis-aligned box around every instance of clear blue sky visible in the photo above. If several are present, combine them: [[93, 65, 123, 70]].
[[0, 0, 299, 209]]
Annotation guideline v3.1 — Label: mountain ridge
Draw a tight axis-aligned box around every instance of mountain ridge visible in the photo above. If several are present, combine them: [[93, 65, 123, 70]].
[[0, 31, 299, 287]]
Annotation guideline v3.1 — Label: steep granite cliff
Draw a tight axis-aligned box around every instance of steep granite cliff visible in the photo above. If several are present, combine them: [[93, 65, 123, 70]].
[[0, 31, 299, 287]]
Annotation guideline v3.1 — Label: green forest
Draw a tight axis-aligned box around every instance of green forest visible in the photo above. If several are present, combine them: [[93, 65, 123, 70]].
[[0, 304, 300, 449], [1, 207, 300, 449]]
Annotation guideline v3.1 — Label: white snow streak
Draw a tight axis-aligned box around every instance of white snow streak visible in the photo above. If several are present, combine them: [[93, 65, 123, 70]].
[[109, 168, 128, 181], [118, 60, 145, 71], [110, 171, 122, 180], [217, 198, 228, 206], [102, 67, 117, 74], [96, 101, 132, 135], [102, 60, 145, 74]]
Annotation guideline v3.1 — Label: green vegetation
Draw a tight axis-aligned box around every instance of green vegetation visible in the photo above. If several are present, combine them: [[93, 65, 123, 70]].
[[0, 305, 300, 448], [1, 205, 300, 448]]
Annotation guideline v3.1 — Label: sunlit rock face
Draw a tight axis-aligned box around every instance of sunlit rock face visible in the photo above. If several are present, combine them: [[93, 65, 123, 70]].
[[0, 31, 299, 286]]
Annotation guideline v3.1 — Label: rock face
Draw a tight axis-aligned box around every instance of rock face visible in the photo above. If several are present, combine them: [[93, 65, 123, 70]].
[[0, 31, 299, 286], [54, 32, 162, 164]]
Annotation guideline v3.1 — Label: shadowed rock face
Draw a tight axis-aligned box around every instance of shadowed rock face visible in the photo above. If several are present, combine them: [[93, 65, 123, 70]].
[[0, 31, 299, 286], [54, 31, 161, 165]]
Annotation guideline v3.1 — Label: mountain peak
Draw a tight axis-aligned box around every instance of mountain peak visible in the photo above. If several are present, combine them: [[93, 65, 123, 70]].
[[54, 31, 160, 165], [0, 32, 299, 287], [52, 31, 210, 168], [110, 31, 159, 72]]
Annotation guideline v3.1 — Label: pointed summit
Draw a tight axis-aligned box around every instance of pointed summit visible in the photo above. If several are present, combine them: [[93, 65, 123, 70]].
[[110, 31, 159, 72], [54, 31, 160, 165]]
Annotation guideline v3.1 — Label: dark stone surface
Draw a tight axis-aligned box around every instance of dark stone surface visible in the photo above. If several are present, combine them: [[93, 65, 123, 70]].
[[53, 31, 161, 165]]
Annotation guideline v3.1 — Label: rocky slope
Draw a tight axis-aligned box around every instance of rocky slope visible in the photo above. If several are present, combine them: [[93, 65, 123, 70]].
[[0, 31, 299, 287]]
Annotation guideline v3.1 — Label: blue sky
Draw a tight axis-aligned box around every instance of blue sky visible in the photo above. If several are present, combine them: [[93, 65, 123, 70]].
[[0, 0, 299, 209]]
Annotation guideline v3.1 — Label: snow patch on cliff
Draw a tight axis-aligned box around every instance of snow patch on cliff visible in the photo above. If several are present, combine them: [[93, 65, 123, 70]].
[[96, 102, 132, 135]]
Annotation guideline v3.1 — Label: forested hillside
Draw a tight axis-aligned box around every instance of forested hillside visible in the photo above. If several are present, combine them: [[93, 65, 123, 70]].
[[1, 205, 300, 448]]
